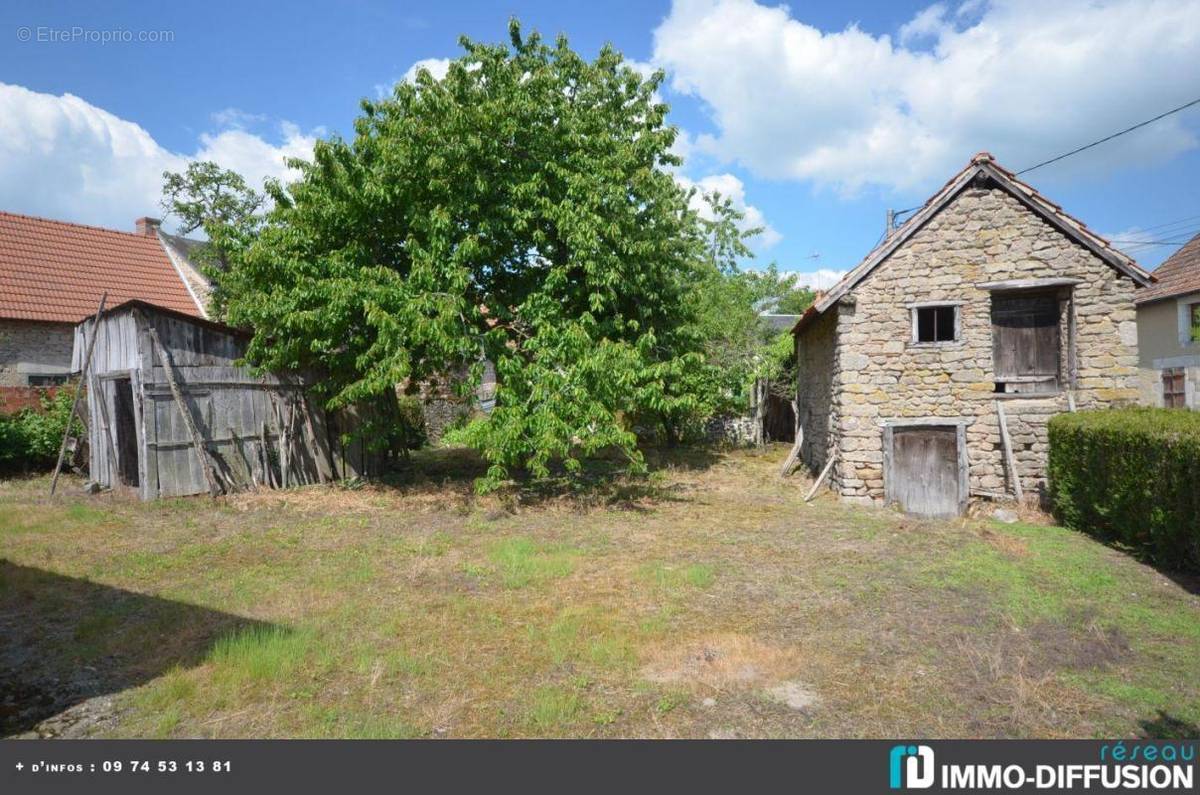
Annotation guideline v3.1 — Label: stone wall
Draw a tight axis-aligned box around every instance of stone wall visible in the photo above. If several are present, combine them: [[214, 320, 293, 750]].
[[820, 185, 1141, 506], [0, 320, 75, 387], [702, 414, 758, 446], [795, 308, 839, 479]]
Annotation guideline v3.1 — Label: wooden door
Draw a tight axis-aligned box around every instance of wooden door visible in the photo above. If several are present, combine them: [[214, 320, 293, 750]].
[[112, 377, 140, 487], [889, 426, 962, 518], [992, 292, 1060, 392]]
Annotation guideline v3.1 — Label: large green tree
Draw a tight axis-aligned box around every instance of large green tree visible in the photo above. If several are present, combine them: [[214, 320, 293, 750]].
[[221, 21, 731, 488]]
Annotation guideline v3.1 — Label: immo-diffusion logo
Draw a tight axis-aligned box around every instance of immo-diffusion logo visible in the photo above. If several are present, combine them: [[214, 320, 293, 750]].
[[890, 745, 935, 789]]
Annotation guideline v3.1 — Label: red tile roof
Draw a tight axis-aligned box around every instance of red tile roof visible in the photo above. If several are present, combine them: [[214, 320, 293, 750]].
[[0, 211, 202, 323], [1136, 231, 1200, 305]]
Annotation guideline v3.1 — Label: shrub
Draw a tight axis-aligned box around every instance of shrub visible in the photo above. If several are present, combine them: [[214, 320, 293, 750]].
[[1048, 408, 1200, 572], [0, 387, 82, 472]]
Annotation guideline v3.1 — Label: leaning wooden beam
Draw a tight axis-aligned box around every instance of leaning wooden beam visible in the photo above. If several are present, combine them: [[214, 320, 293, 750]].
[[779, 425, 804, 477], [995, 400, 1023, 502], [299, 396, 333, 483], [50, 291, 107, 495], [804, 454, 837, 502], [143, 317, 221, 497]]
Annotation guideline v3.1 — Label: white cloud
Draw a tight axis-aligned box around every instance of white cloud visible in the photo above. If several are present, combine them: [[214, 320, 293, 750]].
[[653, 0, 1200, 194], [791, 268, 847, 290], [403, 57, 451, 84], [376, 57, 454, 99], [677, 171, 782, 249], [210, 107, 269, 129], [0, 82, 316, 233]]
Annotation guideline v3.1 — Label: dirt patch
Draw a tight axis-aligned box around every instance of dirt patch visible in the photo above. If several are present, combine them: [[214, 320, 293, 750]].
[[1024, 619, 1130, 673], [766, 681, 819, 711], [978, 527, 1029, 558], [641, 633, 799, 691]]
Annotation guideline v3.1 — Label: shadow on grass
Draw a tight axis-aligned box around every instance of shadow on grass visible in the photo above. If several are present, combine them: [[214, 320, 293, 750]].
[[384, 444, 725, 510], [1138, 710, 1200, 740], [0, 560, 277, 736]]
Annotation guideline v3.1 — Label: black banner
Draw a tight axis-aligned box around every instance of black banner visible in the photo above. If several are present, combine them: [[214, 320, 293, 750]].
[[1, 739, 1195, 794]]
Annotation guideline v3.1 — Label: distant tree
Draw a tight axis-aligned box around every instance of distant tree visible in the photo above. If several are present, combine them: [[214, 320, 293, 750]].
[[161, 161, 264, 312], [746, 264, 817, 316], [220, 20, 729, 488]]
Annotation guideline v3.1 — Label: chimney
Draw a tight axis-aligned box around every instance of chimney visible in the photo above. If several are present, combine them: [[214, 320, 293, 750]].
[[135, 216, 161, 237]]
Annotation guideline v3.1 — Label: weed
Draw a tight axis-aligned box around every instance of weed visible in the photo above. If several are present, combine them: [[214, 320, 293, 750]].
[[488, 537, 578, 588]]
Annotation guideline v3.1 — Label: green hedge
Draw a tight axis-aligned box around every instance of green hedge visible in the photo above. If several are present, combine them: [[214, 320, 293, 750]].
[[1048, 408, 1200, 572], [0, 387, 81, 472]]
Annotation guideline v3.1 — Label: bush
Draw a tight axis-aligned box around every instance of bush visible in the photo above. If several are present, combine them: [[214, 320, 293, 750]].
[[0, 387, 82, 472], [1048, 407, 1200, 572]]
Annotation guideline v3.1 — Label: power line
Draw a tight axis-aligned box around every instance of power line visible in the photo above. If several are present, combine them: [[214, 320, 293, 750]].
[[1017, 96, 1200, 175], [888, 99, 1200, 237], [1130, 212, 1200, 235]]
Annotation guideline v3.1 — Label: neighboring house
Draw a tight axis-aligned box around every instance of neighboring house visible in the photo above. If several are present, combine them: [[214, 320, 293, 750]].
[[1135, 232, 1200, 409], [0, 212, 209, 399], [792, 153, 1151, 517]]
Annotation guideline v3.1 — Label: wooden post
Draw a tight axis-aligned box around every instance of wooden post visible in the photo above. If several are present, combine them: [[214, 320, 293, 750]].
[[260, 420, 277, 489], [805, 454, 836, 502], [143, 317, 221, 497], [779, 425, 803, 477], [50, 292, 107, 495], [273, 398, 290, 488], [995, 400, 1023, 502], [299, 396, 332, 483]]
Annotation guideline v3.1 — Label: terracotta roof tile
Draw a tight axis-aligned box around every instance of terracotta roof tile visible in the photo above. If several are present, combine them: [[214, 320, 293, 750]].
[[0, 211, 202, 323], [1136, 232, 1200, 305]]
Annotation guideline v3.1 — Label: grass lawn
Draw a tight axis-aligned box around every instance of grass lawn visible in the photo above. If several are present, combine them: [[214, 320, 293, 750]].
[[1, 445, 1197, 739]]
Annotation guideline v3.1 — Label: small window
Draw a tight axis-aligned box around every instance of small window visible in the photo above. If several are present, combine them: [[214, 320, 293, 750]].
[[913, 305, 957, 343], [27, 374, 68, 386], [1163, 368, 1186, 408], [1190, 303, 1200, 344]]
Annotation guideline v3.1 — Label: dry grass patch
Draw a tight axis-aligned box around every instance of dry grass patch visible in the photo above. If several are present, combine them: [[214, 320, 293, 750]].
[[640, 632, 800, 692], [2, 447, 1198, 739]]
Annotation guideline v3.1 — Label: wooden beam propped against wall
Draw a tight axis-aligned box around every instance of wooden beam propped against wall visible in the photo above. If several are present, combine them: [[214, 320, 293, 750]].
[[995, 400, 1023, 502], [50, 292, 107, 495], [141, 312, 222, 497]]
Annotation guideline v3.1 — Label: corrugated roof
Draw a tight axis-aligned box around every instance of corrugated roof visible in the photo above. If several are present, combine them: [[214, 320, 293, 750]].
[[0, 211, 203, 323], [1136, 231, 1200, 305]]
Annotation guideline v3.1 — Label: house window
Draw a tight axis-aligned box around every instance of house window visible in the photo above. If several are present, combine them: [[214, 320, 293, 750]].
[[1191, 303, 1200, 344], [1163, 368, 1186, 408], [912, 305, 958, 343], [991, 291, 1061, 394], [26, 374, 68, 386]]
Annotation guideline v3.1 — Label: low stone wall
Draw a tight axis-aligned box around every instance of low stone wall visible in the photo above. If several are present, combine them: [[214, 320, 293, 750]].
[[422, 396, 471, 443], [702, 414, 758, 446]]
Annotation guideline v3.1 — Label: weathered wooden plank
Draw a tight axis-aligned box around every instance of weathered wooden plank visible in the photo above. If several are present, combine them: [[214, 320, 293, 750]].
[[805, 454, 837, 502], [995, 400, 1023, 502], [52, 292, 107, 495], [143, 316, 221, 497]]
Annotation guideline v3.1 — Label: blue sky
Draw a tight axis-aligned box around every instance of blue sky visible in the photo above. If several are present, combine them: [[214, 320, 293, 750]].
[[2, 0, 1199, 283]]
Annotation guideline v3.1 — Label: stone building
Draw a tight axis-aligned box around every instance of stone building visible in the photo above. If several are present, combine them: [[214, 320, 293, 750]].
[[1135, 231, 1200, 409], [792, 153, 1152, 516], [0, 212, 208, 402]]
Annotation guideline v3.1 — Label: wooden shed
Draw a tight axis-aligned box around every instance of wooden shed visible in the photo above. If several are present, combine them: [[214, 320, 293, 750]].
[[71, 300, 381, 499]]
